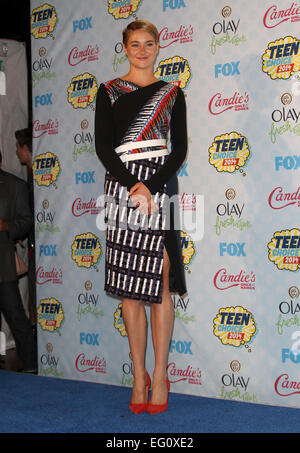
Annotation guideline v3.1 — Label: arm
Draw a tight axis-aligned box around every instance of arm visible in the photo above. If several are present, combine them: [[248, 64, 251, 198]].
[[7, 179, 32, 241], [94, 83, 139, 191], [143, 87, 188, 195]]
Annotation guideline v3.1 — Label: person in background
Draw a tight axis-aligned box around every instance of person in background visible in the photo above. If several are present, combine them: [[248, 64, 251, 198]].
[[0, 150, 37, 373], [15, 128, 36, 338]]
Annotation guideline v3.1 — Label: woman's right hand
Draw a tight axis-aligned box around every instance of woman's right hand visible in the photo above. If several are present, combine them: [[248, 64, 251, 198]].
[[129, 182, 158, 215]]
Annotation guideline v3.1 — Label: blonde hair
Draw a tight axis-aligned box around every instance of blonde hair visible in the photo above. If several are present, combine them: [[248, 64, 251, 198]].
[[122, 20, 159, 46]]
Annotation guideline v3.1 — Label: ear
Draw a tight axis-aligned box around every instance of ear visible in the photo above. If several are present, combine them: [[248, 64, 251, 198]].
[[123, 43, 127, 55], [24, 144, 31, 154]]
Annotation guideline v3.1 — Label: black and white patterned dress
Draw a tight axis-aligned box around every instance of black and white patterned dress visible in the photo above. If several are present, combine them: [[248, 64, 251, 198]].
[[95, 78, 187, 304]]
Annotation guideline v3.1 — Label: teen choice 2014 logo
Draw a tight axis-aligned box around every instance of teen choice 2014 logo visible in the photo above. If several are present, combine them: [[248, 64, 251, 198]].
[[181, 231, 196, 272], [107, 0, 143, 20], [67, 73, 98, 110], [268, 228, 300, 271], [154, 56, 192, 89], [209, 131, 251, 174], [114, 303, 128, 337], [71, 232, 102, 270], [32, 152, 61, 187], [262, 36, 300, 80], [213, 306, 257, 348], [31, 3, 57, 39], [37, 298, 64, 333]]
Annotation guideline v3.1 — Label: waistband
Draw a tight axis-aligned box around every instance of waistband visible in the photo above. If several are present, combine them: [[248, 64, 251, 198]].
[[115, 139, 169, 162]]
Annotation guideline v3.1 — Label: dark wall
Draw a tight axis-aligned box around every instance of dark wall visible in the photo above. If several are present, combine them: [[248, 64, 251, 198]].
[[0, 0, 32, 123]]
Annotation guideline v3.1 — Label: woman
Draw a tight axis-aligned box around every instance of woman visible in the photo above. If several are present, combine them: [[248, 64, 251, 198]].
[[95, 20, 187, 414]]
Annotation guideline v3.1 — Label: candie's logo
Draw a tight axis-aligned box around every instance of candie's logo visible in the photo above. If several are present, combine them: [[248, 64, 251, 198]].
[[75, 354, 106, 373], [213, 268, 255, 290], [68, 45, 99, 67], [159, 25, 193, 49], [107, 0, 142, 20], [37, 298, 64, 333], [263, 4, 300, 29], [213, 306, 256, 348], [71, 233, 101, 269], [275, 374, 300, 397], [154, 56, 191, 89], [181, 231, 196, 272], [67, 73, 98, 109], [262, 36, 300, 80], [209, 91, 249, 115], [32, 152, 61, 187], [31, 3, 57, 39], [72, 197, 101, 217], [209, 132, 251, 174], [268, 186, 300, 209], [268, 228, 300, 271], [33, 119, 58, 138]]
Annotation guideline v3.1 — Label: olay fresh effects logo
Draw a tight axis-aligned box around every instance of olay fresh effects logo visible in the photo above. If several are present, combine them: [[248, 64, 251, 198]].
[[213, 306, 257, 348], [208, 132, 251, 175], [214, 188, 251, 237], [159, 24, 193, 48], [154, 56, 192, 89], [263, 3, 300, 28], [107, 0, 142, 19], [76, 281, 103, 322], [210, 6, 246, 55], [33, 152, 61, 188], [40, 343, 62, 377], [268, 229, 300, 271], [209, 91, 249, 115], [276, 286, 300, 336], [33, 119, 58, 138], [262, 36, 300, 80], [72, 119, 96, 162], [268, 186, 300, 210], [35, 199, 60, 238], [32, 47, 56, 86], [213, 268, 255, 290], [67, 73, 98, 109], [220, 361, 257, 403], [31, 3, 57, 39], [68, 44, 99, 67], [269, 93, 300, 144]]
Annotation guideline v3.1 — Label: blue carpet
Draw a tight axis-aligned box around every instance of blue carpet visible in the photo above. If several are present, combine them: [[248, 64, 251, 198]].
[[0, 370, 299, 433]]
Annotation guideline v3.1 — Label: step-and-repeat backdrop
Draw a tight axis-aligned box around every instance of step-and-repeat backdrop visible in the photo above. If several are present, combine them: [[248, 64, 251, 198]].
[[30, 0, 300, 409]]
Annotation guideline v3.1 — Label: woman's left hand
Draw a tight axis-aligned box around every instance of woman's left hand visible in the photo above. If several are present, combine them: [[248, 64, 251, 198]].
[[129, 182, 158, 215]]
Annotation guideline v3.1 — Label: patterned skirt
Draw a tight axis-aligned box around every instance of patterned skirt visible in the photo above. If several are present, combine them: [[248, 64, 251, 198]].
[[104, 155, 169, 304]]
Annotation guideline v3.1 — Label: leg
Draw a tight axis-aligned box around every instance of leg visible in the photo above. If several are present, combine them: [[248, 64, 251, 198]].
[[150, 246, 174, 404], [0, 280, 37, 371], [122, 297, 148, 404]]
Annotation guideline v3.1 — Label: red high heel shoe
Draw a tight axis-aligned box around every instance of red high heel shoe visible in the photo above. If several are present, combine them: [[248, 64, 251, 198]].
[[147, 378, 170, 415], [129, 370, 151, 414]]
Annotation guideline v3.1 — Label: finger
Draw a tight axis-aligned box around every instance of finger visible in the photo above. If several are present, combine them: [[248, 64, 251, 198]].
[[129, 183, 140, 196]]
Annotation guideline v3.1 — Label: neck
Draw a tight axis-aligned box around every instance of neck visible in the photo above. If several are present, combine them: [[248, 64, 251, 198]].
[[122, 67, 158, 86]]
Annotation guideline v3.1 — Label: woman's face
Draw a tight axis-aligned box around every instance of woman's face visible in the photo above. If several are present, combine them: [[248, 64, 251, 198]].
[[123, 29, 159, 71]]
